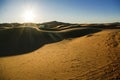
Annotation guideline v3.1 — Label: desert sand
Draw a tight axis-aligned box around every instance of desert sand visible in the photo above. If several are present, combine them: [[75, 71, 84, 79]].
[[0, 22, 120, 80]]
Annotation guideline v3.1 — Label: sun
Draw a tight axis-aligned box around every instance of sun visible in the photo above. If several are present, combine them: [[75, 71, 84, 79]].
[[23, 9, 35, 22]]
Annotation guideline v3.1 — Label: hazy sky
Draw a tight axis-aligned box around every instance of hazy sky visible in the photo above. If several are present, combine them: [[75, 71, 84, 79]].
[[0, 0, 120, 23]]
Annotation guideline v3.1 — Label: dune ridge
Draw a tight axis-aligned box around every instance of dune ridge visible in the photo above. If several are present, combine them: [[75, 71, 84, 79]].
[[0, 25, 101, 57]]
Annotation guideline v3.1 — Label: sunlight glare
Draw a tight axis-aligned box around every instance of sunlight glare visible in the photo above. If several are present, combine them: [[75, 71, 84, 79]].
[[23, 9, 35, 22]]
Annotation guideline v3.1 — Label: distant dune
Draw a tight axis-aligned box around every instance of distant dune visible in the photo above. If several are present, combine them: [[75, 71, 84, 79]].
[[0, 22, 120, 80]]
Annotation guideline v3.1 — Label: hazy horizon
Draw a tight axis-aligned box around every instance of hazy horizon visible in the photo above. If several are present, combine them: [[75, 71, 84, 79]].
[[0, 0, 120, 23]]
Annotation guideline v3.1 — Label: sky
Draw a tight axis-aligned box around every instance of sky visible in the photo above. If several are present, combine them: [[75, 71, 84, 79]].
[[0, 0, 120, 23]]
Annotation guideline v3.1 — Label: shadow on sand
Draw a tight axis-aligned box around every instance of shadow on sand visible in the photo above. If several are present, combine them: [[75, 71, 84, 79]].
[[0, 27, 101, 57]]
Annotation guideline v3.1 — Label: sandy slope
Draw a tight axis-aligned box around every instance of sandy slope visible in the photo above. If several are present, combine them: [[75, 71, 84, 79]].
[[0, 29, 120, 80], [0, 27, 101, 57]]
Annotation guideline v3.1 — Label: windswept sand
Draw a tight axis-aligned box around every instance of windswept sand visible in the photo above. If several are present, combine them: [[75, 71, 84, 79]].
[[0, 29, 120, 80]]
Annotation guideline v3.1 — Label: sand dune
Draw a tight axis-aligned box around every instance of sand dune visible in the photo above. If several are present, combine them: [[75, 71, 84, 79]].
[[0, 22, 120, 80], [0, 26, 101, 57]]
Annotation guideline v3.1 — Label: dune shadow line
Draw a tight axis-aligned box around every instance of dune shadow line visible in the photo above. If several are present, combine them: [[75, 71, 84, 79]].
[[0, 27, 101, 57]]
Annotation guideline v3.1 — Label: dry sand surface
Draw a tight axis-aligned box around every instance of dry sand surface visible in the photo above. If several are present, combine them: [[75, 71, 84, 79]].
[[0, 29, 120, 80]]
